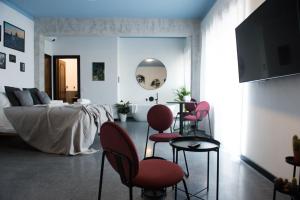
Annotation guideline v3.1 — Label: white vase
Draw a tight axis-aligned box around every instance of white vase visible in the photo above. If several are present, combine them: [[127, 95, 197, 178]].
[[183, 95, 191, 102], [119, 113, 127, 122]]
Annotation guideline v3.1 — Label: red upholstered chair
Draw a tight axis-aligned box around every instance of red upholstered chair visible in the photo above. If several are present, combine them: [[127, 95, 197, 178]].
[[183, 101, 212, 137], [144, 104, 189, 176], [173, 98, 197, 131], [98, 122, 190, 200]]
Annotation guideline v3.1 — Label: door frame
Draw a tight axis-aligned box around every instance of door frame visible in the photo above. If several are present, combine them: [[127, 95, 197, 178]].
[[44, 54, 52, 98], [53, 55, 81, 100]]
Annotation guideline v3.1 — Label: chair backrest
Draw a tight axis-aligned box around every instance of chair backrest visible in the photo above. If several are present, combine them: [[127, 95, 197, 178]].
[[100, 122, 139, 185], [195, 101, 210, 120], [147, 104, 173, 132], [184, 98, 197, 112]]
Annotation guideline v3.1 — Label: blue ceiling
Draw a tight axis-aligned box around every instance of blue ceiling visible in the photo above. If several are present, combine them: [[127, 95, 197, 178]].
[[5, 0, 216, 19]]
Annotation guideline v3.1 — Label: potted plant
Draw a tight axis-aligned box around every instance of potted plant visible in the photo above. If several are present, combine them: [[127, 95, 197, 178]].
[[115, 100, 130, 122], [175, 87, 191, 102], [293, 135, 300, 164]]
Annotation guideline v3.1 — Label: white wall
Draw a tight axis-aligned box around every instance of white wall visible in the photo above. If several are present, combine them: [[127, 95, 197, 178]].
[[52, 36, 118, 104], [241, 0, 300, 178], [0, 2, 34, 91], [118, 37, 188, 104], [44, 40, 54, 56]]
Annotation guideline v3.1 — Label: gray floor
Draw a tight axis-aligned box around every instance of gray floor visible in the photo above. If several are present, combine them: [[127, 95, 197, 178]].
[[0, 121, 289, 200]]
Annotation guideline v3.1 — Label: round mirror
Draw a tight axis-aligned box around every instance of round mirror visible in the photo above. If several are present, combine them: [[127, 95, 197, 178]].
[[135, 58, 167, 90]]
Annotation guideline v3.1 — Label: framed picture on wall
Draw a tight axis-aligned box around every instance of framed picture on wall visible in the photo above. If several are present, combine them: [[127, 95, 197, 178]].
[[0, 52, 6, 69], [9, 54, 16, 63], [20, 62, 25, 72], [4, 21, 25, 52], [92, 62, 105, 81]]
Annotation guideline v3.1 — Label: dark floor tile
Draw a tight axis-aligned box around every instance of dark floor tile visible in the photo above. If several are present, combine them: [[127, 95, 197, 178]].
[[0, 121, 289, 200]]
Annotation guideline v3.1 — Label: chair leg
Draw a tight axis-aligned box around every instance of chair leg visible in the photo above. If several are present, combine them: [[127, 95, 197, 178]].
[[173, 113, 179, 131], [144, 126, 150, 158], [175, 183, 178, 200], [182, 179, 190, 200], [183, 151, 190, 177], [208, 112, 212, 138], [273, 187, 276, 200], [152, 142, 157, 156], [98, 152, 106, 200], [129, 186, 133, 200]]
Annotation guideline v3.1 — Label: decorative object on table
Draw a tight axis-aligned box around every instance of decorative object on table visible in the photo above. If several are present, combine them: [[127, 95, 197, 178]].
[[273, 177, 298, 198], [4, 21, 25, 52], [135, 58, 167, 90], [293, 135, 300, 164], [115, 100, 130, 122], [9, 54, 16, 63], [174, 87, 191, 102], [20, 62, 25, 72], [0, 52, 6, 69], [92, 62, 105, 81]]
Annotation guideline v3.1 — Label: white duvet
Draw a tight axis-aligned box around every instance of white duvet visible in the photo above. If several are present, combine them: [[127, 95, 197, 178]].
[[4, 104, 112, 155]]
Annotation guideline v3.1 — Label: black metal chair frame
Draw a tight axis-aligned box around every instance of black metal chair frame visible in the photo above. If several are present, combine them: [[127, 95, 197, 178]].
[[143, 126, 190, 177], [98, 149, 190, 200], [185, 109, 212, 138]]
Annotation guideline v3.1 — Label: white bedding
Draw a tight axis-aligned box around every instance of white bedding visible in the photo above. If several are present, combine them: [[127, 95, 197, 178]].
[[0, 93, 16, 133], [4, 104, 113, 155]]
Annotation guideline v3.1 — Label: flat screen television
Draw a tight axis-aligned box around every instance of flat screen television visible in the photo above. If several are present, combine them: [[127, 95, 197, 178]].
[[235, 0, 300, 83]]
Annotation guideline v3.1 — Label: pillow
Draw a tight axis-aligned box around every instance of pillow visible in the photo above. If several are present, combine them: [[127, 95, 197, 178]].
[[14, 90, 34, 106], [23, 88, 42, 105], [4, 86, 21, 106], [37, 91, 51, 104]]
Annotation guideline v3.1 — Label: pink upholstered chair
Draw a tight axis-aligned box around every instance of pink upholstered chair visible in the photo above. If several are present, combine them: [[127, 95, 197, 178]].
[[173, 98, 197, 131], [98, 122, 190, 200], [184, 101, 212, 137], [144, 104, 189, 176]]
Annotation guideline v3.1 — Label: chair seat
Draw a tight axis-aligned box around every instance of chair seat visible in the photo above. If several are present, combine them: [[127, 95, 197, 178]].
[[133, 159, 184, 189], [184, 115, 198, 121], [149, 133, 181, 142]]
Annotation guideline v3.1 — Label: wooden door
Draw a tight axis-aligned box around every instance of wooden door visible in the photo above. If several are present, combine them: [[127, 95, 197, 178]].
[[44, 54, 52, 98], [57, 60, 66, 101]]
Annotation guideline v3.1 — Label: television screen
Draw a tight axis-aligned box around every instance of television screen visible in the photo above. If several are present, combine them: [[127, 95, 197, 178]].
[[235, 0, 300, 83]]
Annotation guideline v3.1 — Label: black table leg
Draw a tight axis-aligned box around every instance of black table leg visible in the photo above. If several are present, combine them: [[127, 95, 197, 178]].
[[216, 149, 219, 200], [207, 151, 210, 191], [179, 103, 183, 135]]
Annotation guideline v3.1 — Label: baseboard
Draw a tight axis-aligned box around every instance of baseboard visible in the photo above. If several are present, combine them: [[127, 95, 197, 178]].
[[240, 155, 276, 182]]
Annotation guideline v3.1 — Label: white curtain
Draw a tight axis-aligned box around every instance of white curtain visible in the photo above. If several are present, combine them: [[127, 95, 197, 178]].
[[200, 0, 246, 155]]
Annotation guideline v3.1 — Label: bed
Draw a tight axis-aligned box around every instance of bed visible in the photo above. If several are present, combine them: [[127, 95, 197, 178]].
[[0, 93, 113, 155]]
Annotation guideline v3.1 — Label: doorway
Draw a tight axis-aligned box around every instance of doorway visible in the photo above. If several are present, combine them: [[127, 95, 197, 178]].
[[53, 55, 80, 103], [44, 54, 52, 98]]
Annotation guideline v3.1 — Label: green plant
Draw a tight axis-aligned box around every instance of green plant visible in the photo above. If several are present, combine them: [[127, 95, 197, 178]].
[[293, 135, 300, 151], [174, 87, 191, 101], [115, 100, 130, 114]]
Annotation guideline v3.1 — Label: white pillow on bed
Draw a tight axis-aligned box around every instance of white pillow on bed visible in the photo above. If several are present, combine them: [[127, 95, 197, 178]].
[[0, 92, 15, 133]]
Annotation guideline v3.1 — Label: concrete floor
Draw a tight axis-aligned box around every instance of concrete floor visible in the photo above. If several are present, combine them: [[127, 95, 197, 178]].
[[0, 121, 290, 200]]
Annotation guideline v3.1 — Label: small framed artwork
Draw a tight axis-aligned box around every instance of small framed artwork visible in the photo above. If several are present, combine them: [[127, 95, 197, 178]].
[[9, 54, 16, 63], [0, 52, 6, 69], [20, 62, 25, 72], [92, 62, 105, 81], [4, 21, 25, 52]]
